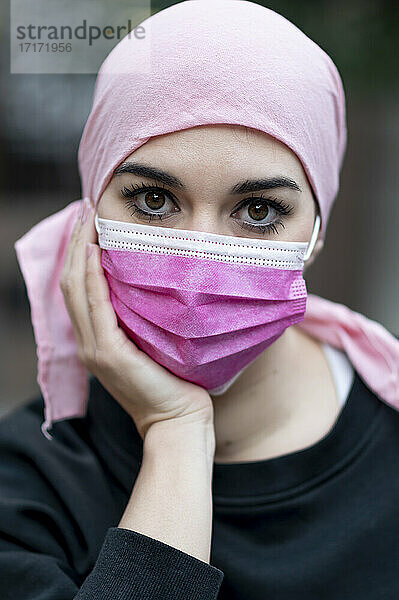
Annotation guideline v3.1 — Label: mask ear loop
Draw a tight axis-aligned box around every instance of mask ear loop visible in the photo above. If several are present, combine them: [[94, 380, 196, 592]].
[[94, 212, 100, 234], [303, 213, 321, 262]]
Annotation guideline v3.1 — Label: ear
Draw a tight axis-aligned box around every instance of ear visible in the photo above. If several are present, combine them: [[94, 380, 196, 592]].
[[303, 237, 324, 272]]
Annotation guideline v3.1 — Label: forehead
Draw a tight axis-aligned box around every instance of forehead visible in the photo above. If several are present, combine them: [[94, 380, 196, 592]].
[[122, 124, 304, 177]]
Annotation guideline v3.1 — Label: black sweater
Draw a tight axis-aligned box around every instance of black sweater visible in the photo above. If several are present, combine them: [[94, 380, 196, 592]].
[[1, 369, 399, 599]]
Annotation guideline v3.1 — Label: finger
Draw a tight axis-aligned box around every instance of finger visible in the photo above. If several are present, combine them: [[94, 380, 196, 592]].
[[62, 201, 84, 276], [84, 200, 99, 245], [68, 201, 99, 349], [69, 198, 96, 272], [85, 241, 126, 351], [62, 200, 97, 352]]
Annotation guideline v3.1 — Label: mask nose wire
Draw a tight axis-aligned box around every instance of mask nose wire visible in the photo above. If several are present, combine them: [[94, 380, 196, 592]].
[[94, 210, 321, 261], [303, 213, 321, 262]]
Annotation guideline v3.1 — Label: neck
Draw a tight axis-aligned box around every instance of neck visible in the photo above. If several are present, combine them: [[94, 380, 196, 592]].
[[210, 325, 341, 463]]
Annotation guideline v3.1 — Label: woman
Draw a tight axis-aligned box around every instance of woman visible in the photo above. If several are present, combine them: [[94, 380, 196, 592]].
[[2, 1, 399, 598]]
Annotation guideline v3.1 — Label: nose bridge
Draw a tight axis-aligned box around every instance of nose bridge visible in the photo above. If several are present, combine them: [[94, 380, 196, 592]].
[[181, 202, 227, 236]]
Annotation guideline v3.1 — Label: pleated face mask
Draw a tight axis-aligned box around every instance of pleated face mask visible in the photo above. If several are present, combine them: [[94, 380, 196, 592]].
[[94, 212, 321, 394]]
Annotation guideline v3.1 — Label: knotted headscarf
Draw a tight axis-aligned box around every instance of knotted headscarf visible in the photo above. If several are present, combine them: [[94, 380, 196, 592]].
[[14, 0, 399, 439]]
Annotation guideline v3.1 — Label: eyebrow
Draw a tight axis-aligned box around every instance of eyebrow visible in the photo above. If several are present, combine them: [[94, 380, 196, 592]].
[[113, 161, 302, 194]]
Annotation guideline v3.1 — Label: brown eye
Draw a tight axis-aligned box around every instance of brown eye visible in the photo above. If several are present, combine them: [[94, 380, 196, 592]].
[[230, 195, 294, 236], [121, 184, 180, 222], [144, 191, 166, 210], [232, 198, 278, 226], [247, 200, 270, 221]]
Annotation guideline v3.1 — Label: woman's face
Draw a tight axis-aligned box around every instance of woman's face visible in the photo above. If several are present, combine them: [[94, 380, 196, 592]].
[[97, 124, 322, 262]]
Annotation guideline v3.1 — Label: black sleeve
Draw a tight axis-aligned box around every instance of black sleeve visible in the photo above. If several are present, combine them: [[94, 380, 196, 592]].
[[0, 410, 224, 599], [74, 527, 224, 599]]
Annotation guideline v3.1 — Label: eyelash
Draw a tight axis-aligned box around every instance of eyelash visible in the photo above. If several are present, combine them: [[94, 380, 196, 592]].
[[120, 181, 294, 236]]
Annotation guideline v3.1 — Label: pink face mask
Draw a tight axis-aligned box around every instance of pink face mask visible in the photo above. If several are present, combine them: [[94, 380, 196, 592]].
[[94, 212, 321, 394]]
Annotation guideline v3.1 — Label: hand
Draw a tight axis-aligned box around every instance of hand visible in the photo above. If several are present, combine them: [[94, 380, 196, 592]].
[[60, 199, 214, 439]]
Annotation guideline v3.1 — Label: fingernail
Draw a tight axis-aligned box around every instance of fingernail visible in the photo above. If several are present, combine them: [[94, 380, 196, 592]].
[[86, 243, 94, 259]]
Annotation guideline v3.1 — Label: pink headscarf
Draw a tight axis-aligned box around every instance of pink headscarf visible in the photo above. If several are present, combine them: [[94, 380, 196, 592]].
[[14, 0, 399, 439]]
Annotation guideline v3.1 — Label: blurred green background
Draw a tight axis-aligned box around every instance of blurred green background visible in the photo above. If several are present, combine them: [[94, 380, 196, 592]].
[[1, 0, 398, 417]]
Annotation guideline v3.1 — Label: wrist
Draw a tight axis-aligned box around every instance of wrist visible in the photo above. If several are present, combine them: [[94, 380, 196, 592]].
[[144, 416, 216, 463]]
